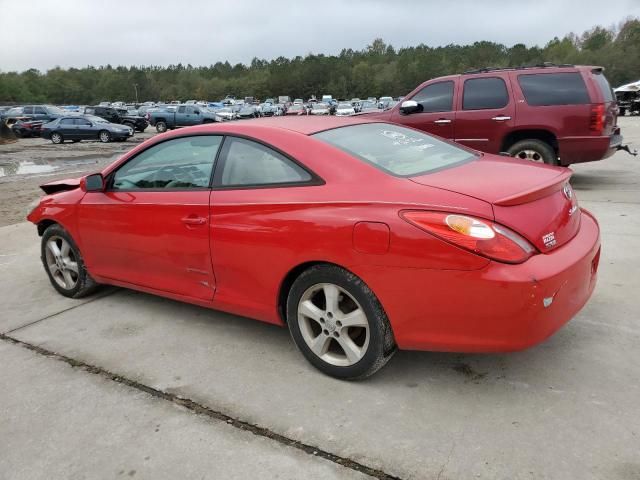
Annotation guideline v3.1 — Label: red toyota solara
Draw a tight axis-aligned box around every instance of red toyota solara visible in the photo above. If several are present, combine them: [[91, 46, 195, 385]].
[[27, 116, 600, 379]]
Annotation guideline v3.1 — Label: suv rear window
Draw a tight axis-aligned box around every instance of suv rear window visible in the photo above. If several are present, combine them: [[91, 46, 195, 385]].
[[314, 123, 475, 177], [463, 77, 509, 110], [592, 72, 614, 102], [518, 73, 590, 106]]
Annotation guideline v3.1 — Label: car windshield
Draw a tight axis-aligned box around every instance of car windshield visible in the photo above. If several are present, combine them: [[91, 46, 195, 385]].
[[85, 115, 108, 123], [313, 103, 328, 109], [361, 101, 376, 109], [313, 123, 476, 177], [290, 105, 302, 110], [338, 103, 352, 109], [46, 105, 65, 115]]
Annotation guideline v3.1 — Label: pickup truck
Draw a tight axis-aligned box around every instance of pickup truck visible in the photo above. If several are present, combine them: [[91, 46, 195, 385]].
[[148, 105, 220, 132]]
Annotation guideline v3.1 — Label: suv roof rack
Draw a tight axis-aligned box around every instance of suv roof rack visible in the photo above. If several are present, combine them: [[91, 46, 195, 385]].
[[463, 63, 575, 75]]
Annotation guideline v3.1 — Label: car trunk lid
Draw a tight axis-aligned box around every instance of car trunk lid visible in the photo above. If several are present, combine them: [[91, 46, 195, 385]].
[[409, 155, 580, 252]]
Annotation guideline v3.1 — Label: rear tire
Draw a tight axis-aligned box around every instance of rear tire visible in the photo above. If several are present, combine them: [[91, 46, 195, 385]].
[[507, 139, 557, 166], [156, 121, 167, 133], [286, 264, 396, 380], [41, 224, 99, 299]]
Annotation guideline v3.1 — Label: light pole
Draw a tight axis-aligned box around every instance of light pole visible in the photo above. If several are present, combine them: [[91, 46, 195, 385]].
[[133, 83, 139, 104]]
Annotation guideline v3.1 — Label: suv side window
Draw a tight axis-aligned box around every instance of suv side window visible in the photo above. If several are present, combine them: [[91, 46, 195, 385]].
[[178, 106, 186, 113], [34, 106, 47, 114], [517, 73, 590, 106], [23, 106, 34, 115], [411, 81, 454, 113], [218, 137, 312, 187], [463, 77, 509, 110], [112, 136, 222, 190]]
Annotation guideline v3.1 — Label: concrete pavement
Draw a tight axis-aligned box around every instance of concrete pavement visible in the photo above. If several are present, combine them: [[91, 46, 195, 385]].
[[1, 117, 639, 479]]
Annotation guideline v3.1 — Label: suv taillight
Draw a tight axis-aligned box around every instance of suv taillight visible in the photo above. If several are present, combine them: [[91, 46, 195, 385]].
[[589, 104, 605, 134]]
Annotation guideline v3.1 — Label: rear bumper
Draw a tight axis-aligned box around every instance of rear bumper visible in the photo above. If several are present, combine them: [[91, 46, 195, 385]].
[[355, 210, 600, 352], [558, 132, 621, 165]]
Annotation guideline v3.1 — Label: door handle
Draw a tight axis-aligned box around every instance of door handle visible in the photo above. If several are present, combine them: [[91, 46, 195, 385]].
[[434, 119, 452, 124], [491, 116, 511, 121], [181, 216, 206, 225]]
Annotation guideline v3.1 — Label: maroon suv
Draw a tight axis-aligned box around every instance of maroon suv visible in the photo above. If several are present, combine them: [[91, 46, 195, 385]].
[[368, 64, 621, 165]]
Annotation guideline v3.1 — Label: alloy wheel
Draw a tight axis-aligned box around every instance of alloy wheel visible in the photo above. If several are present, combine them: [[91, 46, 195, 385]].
[[514, 149, 543, 162], [51, 133, 62, 144], [44, 236, 79, 290], [297, 283, 370, 366], [99, 131, 110, 143]]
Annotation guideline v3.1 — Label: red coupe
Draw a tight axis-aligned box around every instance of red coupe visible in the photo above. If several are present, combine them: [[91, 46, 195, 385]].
[[28, 117, 601, 379]]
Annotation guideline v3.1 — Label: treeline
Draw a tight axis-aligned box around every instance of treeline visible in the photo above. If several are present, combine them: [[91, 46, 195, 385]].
[[1, 17, 639, 104]]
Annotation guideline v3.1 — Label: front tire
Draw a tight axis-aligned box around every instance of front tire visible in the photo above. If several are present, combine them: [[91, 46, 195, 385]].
[[99, 130, 111, 143], [41, 224, 98, 298], [51, 132, 63, 144], [156, 121, 167, 133], [507, 139, 557, 166], [286, 264, 396, 380]]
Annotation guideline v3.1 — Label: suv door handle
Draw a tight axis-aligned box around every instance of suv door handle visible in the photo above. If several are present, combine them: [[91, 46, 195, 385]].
[[181, 216, 206, 225], [434, 119, 452, 124], [491, 116, 511, 121]]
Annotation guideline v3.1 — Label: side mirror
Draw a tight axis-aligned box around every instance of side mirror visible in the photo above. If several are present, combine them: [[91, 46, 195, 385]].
[[400, 100, 421, 115], [83, 173, 104, 192]]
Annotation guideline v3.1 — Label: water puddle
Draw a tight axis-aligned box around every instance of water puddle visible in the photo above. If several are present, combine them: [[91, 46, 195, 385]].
[[0, 155, 118, 178]]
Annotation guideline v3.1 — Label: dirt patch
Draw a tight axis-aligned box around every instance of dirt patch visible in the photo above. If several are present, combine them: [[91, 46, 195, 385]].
[[0, 132, 156, 227]]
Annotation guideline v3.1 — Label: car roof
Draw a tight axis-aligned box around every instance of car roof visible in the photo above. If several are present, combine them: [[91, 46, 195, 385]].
[[169, 116, 378, 138]]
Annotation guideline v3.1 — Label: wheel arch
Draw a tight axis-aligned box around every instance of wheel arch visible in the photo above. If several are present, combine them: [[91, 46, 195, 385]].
[[277, 260, 353, 323], [501, 129, 559, 154], [37, 219, 58, 236]]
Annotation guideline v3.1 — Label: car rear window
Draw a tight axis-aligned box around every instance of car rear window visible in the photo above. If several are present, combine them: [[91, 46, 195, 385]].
[[592, 72, 614, 102], [313, 123, 476, 177], [463, 77, 509, 110], [518, 73, 590, 106]]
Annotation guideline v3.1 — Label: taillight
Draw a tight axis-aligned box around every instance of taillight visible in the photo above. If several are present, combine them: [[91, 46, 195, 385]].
[[401, 211, 537, 264], [589, 104, 605, 134]]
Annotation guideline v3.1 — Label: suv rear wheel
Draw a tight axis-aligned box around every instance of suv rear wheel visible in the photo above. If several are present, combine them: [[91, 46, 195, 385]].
[[507, 139, 557, 166]]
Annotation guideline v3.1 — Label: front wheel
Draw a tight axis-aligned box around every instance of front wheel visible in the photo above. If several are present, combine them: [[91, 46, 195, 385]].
[[51, 132, 63, 144], [41, 224, 98, 298], [156, 121, 167, 133], [287, 264, 396, 380], [99, 130, 111, 143], [507, 139, 558, 166]]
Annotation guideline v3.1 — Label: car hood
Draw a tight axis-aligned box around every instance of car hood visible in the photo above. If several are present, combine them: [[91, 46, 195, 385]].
[[40, 177, 81, 194]]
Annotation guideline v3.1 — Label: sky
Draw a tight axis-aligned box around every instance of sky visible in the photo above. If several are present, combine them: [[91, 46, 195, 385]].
[[1, 0, 639, 72]]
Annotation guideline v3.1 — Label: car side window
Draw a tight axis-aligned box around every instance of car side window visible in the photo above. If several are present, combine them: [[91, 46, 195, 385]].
[[218, 137, 312, 187], [74, 118, 91, 126], [111, 136, 222, 190], [462, 77, 509, 110], [178, 106, 186, 113], [34, 106, 47, 114], [23, 106, 34, 114], [411, 81, 454, 113], [60, 118, 75, 125]]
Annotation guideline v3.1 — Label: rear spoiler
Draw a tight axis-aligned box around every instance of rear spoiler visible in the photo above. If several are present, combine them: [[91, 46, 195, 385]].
[[493, 170, 572, 206]]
